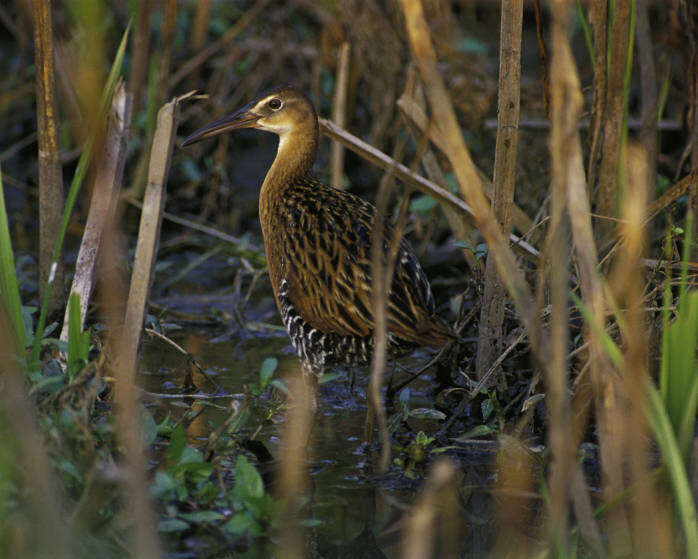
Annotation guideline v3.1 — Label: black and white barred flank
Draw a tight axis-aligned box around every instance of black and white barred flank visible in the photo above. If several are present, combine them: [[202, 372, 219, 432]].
[[277, 278, 411, 374]]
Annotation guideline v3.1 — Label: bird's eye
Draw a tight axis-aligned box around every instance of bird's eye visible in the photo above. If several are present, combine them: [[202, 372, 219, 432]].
[[269, 98, 282, 110]]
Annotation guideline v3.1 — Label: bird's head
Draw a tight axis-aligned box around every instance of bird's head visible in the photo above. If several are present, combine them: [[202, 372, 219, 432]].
[[182, 85, 317, 147]]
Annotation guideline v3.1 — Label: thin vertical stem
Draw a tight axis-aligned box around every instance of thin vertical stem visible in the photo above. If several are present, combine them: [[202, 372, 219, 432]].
[[596, 0, 631, 241], [330, 42, 350, 190], [32, 0, 64, 316], [477, 0, 523, 379]]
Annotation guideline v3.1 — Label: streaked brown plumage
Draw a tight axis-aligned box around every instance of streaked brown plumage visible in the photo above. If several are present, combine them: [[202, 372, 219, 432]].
[[183, 85, 453, 375]]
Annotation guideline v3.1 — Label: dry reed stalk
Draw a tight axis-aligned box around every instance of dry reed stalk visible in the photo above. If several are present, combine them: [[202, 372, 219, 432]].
[[615, 143, 671, 556], [187, 0, 211, 88], [59, 82, 132, 342], [106, 96, 192, 559], [102, 218, 162, 559], [168, 0, 272, 88], [645, 171, 697, 224], [636, 0, 659, 201], [532, 0, 550, 118], [395, 94, 534, 237], [330, 42, 351, 190], [491, 435, 536, 556], [587, 0, 608, 192], [596, 0, 631, 241], [129, 0, 152, 112], [276, 373, 315, 559], [398, 73, 480, 272], [121, 93, 189, 380], [547, 3, 576, 550], [398, 0, 544, 360], [0, 315, 71, 559], [550, 1, 628, 552], [365, 138, 408, 471], [319, 117, 539, 262], [156, 0, 177, 104], [32, 0, 64, 315], [399, 459, 458, 559], [476, 0, 523, 380]]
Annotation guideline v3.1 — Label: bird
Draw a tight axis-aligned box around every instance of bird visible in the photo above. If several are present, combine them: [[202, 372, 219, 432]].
[[182, 85, 454, 388]]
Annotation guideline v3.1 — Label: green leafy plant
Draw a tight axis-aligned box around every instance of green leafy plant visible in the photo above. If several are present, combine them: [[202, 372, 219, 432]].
[[248, 357, 278, 396], [66, 293, 90, 380], [0, 167, 26, 352]]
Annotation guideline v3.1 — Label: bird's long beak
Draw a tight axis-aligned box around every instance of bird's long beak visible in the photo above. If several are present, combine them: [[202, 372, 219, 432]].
[[181, 103, 260, 147]]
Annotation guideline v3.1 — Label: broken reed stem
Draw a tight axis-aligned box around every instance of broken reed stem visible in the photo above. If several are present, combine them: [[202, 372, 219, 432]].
[[330, 42, 350, 190], [110, 95, 190, 559], [0, 314, 71, 559], [400, 459, 458, 559], [60, 82, 132, 342], [596, 0, 632, 241], [398, 0, 545, 362], [476, 0, 523, 380], [32, 0, 65, 316], [121, 94, 185, 380]]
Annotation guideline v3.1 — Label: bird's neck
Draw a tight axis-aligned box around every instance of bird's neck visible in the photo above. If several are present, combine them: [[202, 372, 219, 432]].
[[259, 120, 318, 296], [261, 121, 318, 194]]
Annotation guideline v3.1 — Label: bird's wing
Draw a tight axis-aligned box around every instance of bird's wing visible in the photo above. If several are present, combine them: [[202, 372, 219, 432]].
[[280, 182, 449, 344]]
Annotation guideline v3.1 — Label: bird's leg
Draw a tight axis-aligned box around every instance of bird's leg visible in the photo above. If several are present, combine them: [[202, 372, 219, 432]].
[[301, 362, 318, 416], [297, 362, 318, 449]]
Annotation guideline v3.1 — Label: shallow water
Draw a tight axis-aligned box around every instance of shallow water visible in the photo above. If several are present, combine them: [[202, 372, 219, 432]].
[[137, 313, 498, 558]]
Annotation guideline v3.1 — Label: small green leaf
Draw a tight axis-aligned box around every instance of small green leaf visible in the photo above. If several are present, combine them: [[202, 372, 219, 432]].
[[259, 357, 278, 388], [409, 408, 446, 421], [452, 425, 496, 442], [234, 455, 264, 500], [158, 519, 190, 532], [481, 399, 494, 421], [167, 425, 186, 464], [410, 195, 438, 214], [140, 405, 158, 449], [223, 512, 258, 535], [179, 510, 225, 524]]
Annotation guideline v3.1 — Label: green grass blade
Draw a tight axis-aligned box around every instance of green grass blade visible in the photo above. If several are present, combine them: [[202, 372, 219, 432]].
[[576, 0, 594, 63], [647, 385, 698, 557], [674, 292, 698, 460], [29, 24, 130, 371], [678, 212, 692, 311], [659, 227, 672, 400], [67, 292, 89, 379], [570, 292, 623, 368], [0, 167, 26, 352]]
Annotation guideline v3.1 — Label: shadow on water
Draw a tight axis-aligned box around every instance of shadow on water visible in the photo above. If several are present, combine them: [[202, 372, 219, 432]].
[[139, 291, 497, 557]]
